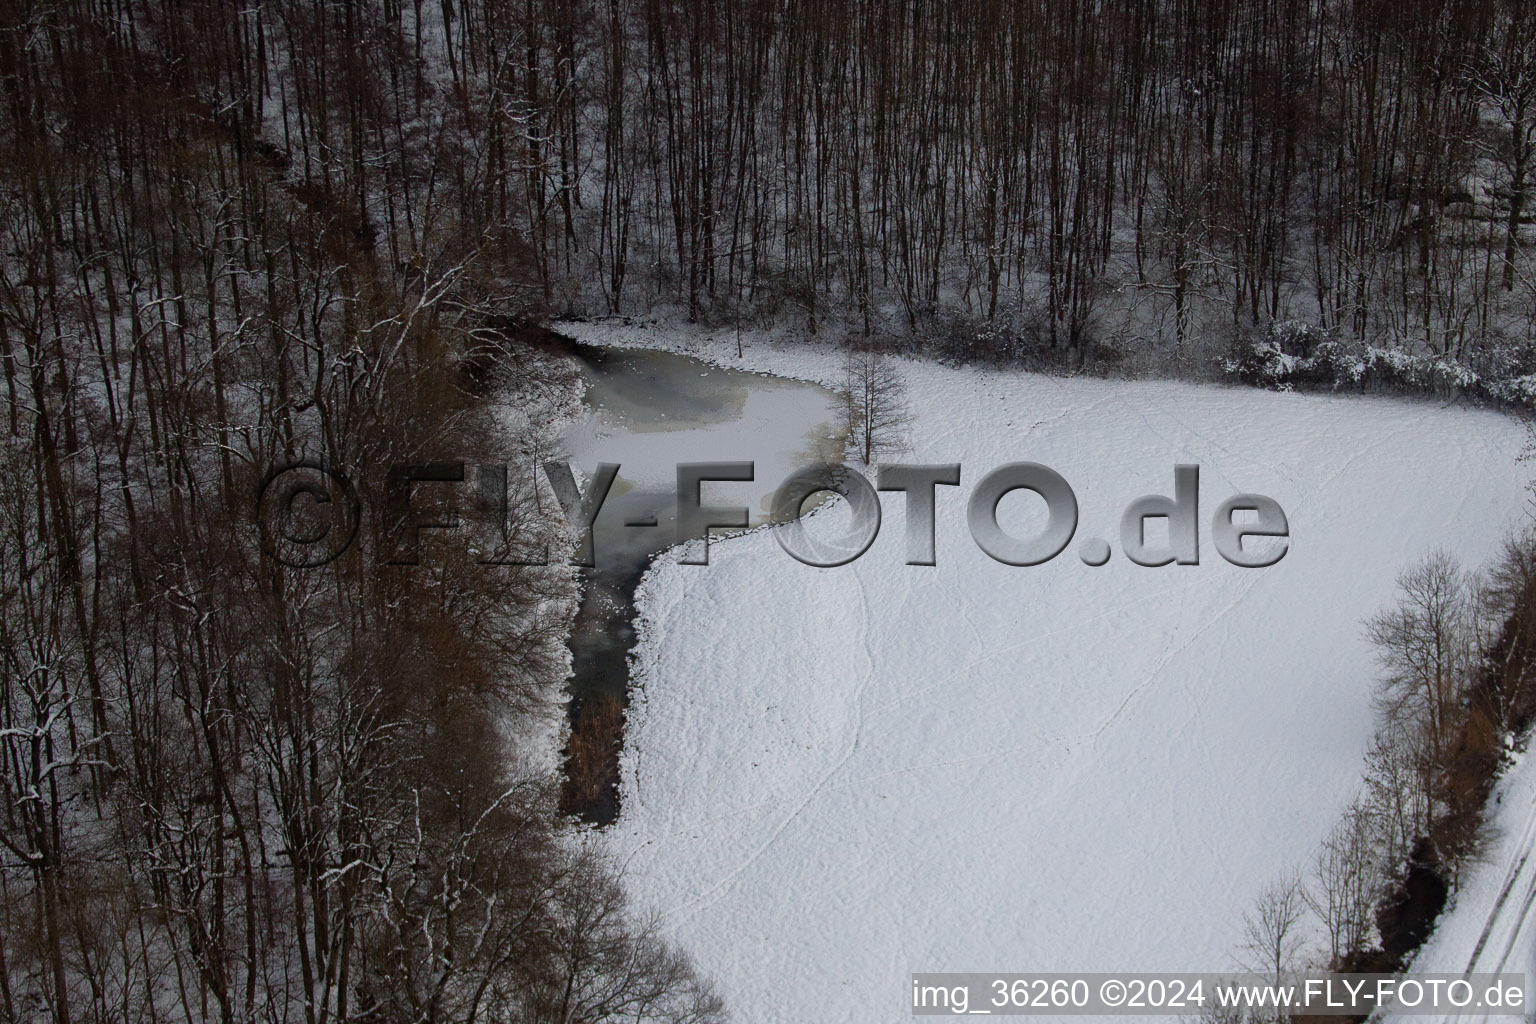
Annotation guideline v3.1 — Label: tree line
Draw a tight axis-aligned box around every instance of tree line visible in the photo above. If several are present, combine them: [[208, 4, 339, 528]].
[[1203, 532, 1536, 1022], [0, 0, 721, 1020], [513, 0, 1536, 385]]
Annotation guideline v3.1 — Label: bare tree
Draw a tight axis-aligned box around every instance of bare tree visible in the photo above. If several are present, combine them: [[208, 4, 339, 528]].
[[1241, 872, 1309, 1024], [1479, 528, 1536, 730], [841, 347, 912, 464], [1305, 799, 1382, 967], [1470, 14, 1536, 292], [1365, 551, 1477, 822], [1363, 722, 1433, 875]]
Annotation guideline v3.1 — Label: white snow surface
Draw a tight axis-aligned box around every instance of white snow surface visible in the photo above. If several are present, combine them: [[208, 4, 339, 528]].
[[557, 320, 1530, 1023]]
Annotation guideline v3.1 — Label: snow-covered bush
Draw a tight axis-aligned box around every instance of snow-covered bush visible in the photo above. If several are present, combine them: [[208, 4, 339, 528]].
[[1223, 320, 1316, 387], [1225, 320, 1536, 410]]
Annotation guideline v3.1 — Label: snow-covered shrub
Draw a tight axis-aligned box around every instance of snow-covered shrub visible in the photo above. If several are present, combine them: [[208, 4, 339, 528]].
[[1224, 320, 1536, 410], [1223, 321, 1303, 386]]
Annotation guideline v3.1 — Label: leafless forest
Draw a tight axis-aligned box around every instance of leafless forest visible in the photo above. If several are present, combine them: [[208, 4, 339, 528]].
[[3, 0, 1536, 1021], [553, 0, 1536, 385], [375, 0, 1536, 386]]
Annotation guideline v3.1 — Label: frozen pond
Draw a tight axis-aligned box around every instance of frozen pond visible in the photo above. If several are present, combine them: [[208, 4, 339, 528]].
[[557, 343, 844, 821]]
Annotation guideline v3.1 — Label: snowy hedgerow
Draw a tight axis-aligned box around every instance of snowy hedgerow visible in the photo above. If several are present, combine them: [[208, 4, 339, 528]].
[[1224, 321, 1536, 410]]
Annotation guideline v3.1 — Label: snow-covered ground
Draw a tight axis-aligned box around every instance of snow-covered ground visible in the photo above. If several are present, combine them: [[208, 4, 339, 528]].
[[558, 320, 1531, 1023], [1397, 745, 1536, 1022]]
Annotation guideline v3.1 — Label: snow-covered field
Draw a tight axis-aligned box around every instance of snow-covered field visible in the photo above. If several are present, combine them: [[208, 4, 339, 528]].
[[559, 321, 1531, 1023]]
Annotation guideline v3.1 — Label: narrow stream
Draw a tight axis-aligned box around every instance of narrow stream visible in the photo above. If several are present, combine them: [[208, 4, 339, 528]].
[[557, 342, 844, 823]]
